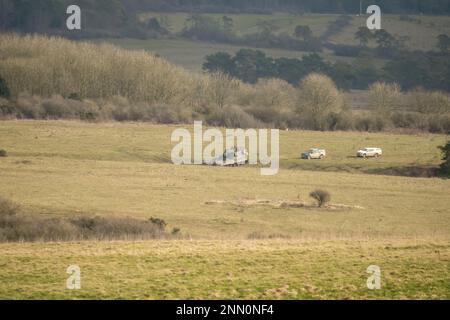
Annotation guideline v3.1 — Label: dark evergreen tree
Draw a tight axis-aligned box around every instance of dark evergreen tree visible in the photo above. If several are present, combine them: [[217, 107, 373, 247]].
[[439, 141, 450, 175], [0, 76, 10, 98]]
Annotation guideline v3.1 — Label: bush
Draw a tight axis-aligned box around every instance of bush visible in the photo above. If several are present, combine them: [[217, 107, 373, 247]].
[[369, 82, 401, 116], [331, 44, 362, 57], [354, 115, 389, 132], [0, 197, 19, 216], [0, 149, 7, 157], [408, 88, 450, 114], [207, 105, 261, 128], [0, 76, 10, 98], [438, 141, 450, 176], [325, 111, 354, 131], [309, 190, 331, 208], [69, 216, 169, 240], [144, 103, 193, 124]]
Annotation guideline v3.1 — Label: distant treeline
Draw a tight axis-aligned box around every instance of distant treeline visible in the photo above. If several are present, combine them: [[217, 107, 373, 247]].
[[1, 0, 450, 36], [203, 46, 450, 92], [110, 0, 450, 15]]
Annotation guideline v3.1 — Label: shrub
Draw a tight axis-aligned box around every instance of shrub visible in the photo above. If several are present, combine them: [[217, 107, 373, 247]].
[[309, 190, 331, 208], [0, 76, 10, 98], [0, 197, 19, 216], [0, 214, 182, 242], [207, 105, 261, 129], [0, 197, 181, 242], [15, 93, 43, 119], [149, 217, 167, 230], [369, 82, 401, 116], [247, 232, 291, 240], [68, 92, 82, 101], [438, 141, 450, 176], [144, 103, 193, 124], [40, 95, 76, 119], [206, 72, 239, 108], [0, 149, 7, 157], [354, 115, 389, 132], [325, 111, 354, 131], [0, 97, 14, 118], [69, 216, 168, 240], [408, 88, 450, 114], [332, 44, 362, 57]]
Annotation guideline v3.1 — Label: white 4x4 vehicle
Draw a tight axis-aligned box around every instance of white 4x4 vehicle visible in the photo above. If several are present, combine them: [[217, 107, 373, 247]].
[[357, 147, 382, 158], [205, 147, 249, 166], [301, 148, 326, 160]]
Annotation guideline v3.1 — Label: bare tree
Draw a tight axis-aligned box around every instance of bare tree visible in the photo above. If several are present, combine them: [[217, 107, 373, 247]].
[[297, 73, 343, 130], [369, 82, 401, 116]]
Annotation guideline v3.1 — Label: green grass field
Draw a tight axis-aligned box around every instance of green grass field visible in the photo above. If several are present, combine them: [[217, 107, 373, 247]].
[[0, 120, 449, 299], [139, 12, 450, 50], [1, 240, 449, 299], [94, 38, 357, 72]]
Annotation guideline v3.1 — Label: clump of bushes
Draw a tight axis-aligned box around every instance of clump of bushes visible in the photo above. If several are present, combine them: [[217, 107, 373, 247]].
[[0, 76, 10, 98], [0, 197, 18, 216], [309, 190, 331, 208], [207, 105, 261, 129], [0, 196, 182, 242], [247, 232, 291, 240], [438, 141, 450, 176], [0, 149, 7, 157]]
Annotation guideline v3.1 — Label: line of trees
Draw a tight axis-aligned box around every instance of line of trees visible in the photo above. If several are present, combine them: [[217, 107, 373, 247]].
[[180, 14, 323, 52], [204, 31, 450, 93], [105, 0, 450, 15], [203, 50, 381, 89], [1, 34, 449, 134], [176, 14, 450, 92]]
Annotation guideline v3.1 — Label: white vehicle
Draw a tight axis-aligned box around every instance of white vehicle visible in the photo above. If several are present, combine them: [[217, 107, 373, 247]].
[[301, 148, 326, 160], [357, 147, 383, 158], [205, 147, 249, 166]]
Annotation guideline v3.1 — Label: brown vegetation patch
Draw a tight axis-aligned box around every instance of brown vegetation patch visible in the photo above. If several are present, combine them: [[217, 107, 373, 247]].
[[0, 196, 182, 242], [365, 165, 439, 178], [205, 198, 364, 211]]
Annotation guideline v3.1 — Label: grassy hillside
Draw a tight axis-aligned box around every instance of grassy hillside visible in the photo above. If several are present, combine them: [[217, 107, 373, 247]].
[[140, 12, 336, 38], [94, 13, 450, 73], [333, 14, 450, 49], [0, 120, 449, 299], [0, 121, 448, 239], [140, 12, 450, 50]]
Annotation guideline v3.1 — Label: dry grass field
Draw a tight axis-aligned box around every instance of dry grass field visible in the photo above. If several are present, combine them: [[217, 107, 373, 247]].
[[0, 120, 449, 299]]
